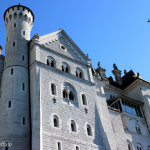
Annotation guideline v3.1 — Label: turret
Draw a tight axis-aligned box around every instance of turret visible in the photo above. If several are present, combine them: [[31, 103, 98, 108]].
[[0, 4, 34, 150]]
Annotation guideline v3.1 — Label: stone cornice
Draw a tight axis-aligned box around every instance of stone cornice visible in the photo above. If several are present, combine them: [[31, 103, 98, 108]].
[[96, 91, 106, 97], [29, 60, 95, 86]]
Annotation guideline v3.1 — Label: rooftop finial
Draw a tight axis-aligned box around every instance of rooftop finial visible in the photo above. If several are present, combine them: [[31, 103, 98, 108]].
[[19, 3, 21, 6]]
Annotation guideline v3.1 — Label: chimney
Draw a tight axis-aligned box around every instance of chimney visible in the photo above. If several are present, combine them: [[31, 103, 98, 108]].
[[112, 64, 122, 85]]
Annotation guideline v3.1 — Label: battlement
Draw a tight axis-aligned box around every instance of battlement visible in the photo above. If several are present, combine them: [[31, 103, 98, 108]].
[[4, 4, 34, 29]]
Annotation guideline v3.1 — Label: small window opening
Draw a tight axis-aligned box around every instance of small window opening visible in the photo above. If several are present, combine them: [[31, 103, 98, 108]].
[[12, 7, 14, 11], [66, 67, 68, 73], [87, 125, 92, 136], [47, 59, 50, 65], [11, 68, 13, 75], [76, 71, 78, 77], [61, 45, 65, 50], [51, 84, 55, 95], [23, 31, 25, 36], [8, 101, 11, 108], [69, 91, 74, 100], [58, 142, 61, 150], [54, 118, 58, 127], [71, 123, 75, 132], [7, 37, 8, 42], [79, 72, 82, 78], [63, 90, 67, 98], [14, 23, 16, 28], [62, 65, 64, 71], [23, 117, 25, 125], [22, 83, 25, 91], [22, 55, 25, 61], [13, 41, 15, 47], [76, 146, 79, 150], [82, 94, 86, 105], [51, 61, 54, 67]]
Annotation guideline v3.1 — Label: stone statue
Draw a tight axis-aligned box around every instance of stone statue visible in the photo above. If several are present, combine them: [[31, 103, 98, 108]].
[[98, 62, 101, 68], [113, 63, 118, 69], [124, 70, 127, 74]]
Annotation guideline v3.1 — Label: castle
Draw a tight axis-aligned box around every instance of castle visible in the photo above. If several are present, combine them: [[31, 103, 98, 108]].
[[0, 4, 150, 150]]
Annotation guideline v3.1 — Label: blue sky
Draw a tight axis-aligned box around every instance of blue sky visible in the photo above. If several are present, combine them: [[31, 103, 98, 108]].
[[0, 0, 150, 81]]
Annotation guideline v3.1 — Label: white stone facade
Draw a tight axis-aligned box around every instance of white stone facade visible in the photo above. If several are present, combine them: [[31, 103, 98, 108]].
[[0, 4, 150, 150]]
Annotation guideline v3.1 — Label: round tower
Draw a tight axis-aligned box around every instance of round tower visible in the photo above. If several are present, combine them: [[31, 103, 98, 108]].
[[0, 4, 34, 149]]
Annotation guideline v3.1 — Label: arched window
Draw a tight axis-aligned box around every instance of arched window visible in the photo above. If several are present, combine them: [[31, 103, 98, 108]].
[[47, 56, 55, 68], [87, 124, 92, 136], [19, 13, 22, 19], [62, 62, 70, 73], [69, 91, 74, 100], [137, 143, 143, 150], [82, 94, 87, 105], [127, 140, 132, 150], [71, 120, 76, 132], [75, 68, 84, 79], [135, 124, 141, 134], [9, 14, 12, 21], [51, 83, 56, 95], [62, 83, 76, 102], [63, 90, 67, 98], [14, 13, 17, 19], [53, 115, 59, 127]]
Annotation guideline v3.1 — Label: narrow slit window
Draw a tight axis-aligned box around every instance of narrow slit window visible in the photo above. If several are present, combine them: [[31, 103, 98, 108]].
[[22, 83, 25, 91], [8, 101, 11, 108], [13, 41, 15, 47], [66, 67, 68, 73], [54, 118, 57, 127], [22, 55, 25, 61], [51, 84, 56, 95], [23, 31, 25, 36], [23, 117, 25, 125], [14, 23, 16, 28], [58, 142, 61, 150], [11, 68, 13, 75]]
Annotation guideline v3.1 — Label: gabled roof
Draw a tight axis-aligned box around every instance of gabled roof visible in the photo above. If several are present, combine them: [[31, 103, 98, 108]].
[[37, 29, 90, 64]]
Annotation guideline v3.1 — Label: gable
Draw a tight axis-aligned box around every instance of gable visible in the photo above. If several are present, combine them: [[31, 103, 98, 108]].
[[38, 29, 89, 65]]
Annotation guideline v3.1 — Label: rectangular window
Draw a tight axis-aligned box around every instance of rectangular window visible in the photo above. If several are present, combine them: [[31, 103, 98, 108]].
[[8, 101, 11, 108], [23, 117, 25, 125], [22, 55, 25, 61], [23, 31, 25, 35], [11, 68, 13, 75], [14, 23, 16, 28], [22, 83, 25, 91], [57, 142, 61, 150]]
